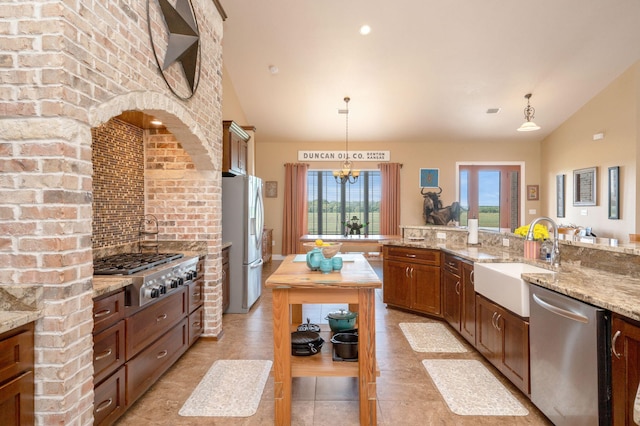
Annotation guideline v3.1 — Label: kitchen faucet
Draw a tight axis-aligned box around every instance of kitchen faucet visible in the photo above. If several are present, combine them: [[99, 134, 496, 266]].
[[525, 216, 561, 267]]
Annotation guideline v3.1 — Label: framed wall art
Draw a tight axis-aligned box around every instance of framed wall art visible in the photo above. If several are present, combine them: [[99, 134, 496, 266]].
[[556, 174, 565, 218], [608, 166, 619, 219], [573, 167, 597, 206], [265, 181, 278, 198], [527, 185, 539, 201]]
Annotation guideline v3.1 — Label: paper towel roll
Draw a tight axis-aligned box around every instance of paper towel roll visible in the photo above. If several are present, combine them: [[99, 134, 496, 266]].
[[468, 219, 478, 244]]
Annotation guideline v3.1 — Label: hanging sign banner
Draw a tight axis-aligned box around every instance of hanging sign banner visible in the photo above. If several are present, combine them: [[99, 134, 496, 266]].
[[297, 150, 390, 162]]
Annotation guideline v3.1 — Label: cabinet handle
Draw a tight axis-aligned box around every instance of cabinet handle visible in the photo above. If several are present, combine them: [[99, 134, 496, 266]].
[[192, 321, 201, 327], [410, 267, 414, 279], [156, 313, 168, 322], [470, 270, 474, 284], [94, 348, 113, 361], [612, 330, 622, 359], [495, 314, 502, 331], [447, 261, 456, 268], [94, 309, 111, 318], [491, 312, 498, 329], [405, 267, 410, 278], [95, 398, 113, 413], [157, 350, 168, 359], [192, 292, 200, 298], [455, 281, 460, 295], [405, 254, 417, 258]]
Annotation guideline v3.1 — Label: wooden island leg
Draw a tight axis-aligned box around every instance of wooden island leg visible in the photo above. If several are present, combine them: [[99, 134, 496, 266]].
[[272, 288, 292, 425], [358, 288, 377, 425]]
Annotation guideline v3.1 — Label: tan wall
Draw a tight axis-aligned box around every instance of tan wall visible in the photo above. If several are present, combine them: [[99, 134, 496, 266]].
[[256, 139, 541, 255], [541, 61, 639, 241]]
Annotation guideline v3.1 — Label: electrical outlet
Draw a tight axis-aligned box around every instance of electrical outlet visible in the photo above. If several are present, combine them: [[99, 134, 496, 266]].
[[502, 238, 510, 247], [272, 240, 276, 246], [581, 209, 588, 216], [528, 209, 537, 215], [437, 232, 446, 239]]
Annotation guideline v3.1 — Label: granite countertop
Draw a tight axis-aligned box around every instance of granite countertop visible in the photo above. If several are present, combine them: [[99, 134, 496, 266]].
[[0, 310, 43, 335], [384, 239, 640, 322], [93, 276, 135, 299]]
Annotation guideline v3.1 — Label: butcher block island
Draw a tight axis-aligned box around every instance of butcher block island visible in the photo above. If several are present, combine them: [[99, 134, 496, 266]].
[[266, 254, 382, 426]]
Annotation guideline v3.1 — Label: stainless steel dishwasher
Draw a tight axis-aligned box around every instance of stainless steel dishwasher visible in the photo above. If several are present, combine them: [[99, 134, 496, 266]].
[[529, 284, 611, 425]]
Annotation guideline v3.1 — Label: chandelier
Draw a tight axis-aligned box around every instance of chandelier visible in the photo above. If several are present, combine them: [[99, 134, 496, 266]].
[[517, 93, 541, 132], [333, 96, 360, 184]]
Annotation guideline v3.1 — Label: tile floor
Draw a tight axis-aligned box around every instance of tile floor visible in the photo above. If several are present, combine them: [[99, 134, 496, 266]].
[[115, 259, 552, 425]]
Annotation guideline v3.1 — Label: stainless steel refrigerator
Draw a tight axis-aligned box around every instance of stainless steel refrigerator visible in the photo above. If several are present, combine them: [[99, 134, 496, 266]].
[[222, 175, 264, 313]]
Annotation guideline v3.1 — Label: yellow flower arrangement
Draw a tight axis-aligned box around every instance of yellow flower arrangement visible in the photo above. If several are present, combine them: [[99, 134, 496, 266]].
[[514, 224, 550, 241]]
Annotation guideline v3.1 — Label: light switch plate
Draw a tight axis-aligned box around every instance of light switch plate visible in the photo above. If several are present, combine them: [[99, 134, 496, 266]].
[[502, 238, 510, 247], [437, 232, 446, 239], [528, 209, 537, 215], [581, 209, 588, 216]]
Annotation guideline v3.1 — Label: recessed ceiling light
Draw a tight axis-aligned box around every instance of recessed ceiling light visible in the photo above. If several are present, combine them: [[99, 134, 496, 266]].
[[486, 108, 501, 114], [150, 119, 163, 126], [359, 25, 371, 35], [268, 65, 279, 74]]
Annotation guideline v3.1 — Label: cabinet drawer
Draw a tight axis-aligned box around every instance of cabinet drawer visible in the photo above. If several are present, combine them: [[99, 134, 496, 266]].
[[125, 289, 186, 360], [187, 279, 204, 314], [442, 254, 462, 275], [0, 323, 34, 384], [93, 291, 125, 334], [189, 306, 204, 346], [93, 366, 125, 426], [384, 246, 440, 265], [0, 370, 34, 426], [93, 321, 125, 385], [126, 319, 188, 405]]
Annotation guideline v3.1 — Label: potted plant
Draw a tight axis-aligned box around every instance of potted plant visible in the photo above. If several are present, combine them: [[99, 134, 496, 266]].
[[514, 224, 550, 259]]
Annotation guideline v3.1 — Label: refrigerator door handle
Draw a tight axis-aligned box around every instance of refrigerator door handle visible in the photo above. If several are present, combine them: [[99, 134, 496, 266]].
[[250, 258, 264, 269]]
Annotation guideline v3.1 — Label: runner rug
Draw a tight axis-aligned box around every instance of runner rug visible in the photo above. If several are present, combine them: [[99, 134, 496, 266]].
[[399, 322, 467, 353], [179, 359, 272, 417], [422, 359, 529, 416]]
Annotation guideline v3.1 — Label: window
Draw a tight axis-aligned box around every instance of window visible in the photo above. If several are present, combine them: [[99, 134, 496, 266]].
[[459, 165, 521, 231], [307, 171, 381, 235]]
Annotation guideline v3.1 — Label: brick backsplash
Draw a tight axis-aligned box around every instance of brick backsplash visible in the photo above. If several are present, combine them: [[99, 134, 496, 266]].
[[91, 118, 145, 249]]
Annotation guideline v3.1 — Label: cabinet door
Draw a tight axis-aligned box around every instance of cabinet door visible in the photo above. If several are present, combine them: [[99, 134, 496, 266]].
[[460, 262, 476, 345], [442, 269, 461, 329], [383, 259, 411, 308], [411, 263, 441, 315], [499, 309, 530, 395], [0, 371, 33, 426], [475, 295, 501, 365], [612, 315, 640, 425]]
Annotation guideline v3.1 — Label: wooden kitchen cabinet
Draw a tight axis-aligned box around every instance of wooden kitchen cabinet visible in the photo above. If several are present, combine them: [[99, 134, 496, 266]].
[[0, 323, 34, 426], [222, 246, 230, 313], [383, 246, 441, 316], [262, 228, 273, 264], [611, 313, 640, 425], [92, 290, 126, 426], [187, 256, 205, 344], [476, 294, 530, 395], [460, 262, 476, 345], [442, 254, 476, 345], [222, 120, 249, 176]]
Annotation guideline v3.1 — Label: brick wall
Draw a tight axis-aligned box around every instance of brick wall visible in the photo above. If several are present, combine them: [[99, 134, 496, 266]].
[[0, 1, 225, 424]]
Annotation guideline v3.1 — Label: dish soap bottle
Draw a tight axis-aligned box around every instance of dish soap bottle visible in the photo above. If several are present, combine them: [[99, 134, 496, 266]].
[[540, 239, 553, 262]]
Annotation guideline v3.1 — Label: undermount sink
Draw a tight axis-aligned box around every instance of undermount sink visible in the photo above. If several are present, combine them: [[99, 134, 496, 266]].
[[473, 262, 555, 317]]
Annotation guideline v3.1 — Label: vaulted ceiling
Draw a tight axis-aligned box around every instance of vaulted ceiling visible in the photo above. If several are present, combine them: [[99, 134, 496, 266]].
[[221, 0, 640, 145]]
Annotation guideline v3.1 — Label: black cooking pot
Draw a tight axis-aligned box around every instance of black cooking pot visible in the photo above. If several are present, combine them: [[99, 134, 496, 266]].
[[325, 309, 357, 332], [331, 332, 358, 359]]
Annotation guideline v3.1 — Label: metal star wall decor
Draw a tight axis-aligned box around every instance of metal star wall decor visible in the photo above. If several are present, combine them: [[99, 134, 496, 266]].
[[147, 0, 201, 100]]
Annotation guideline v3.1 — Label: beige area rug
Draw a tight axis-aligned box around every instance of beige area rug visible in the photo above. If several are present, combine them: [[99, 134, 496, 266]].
[[179, 360, 272, 417], [399, 322, 467, 353], [422, 359, 529, 416]]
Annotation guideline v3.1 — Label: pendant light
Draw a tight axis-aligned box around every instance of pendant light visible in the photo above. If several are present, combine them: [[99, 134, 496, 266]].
[[517, 93, 541, 132], [333, 96, 360, 184]]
